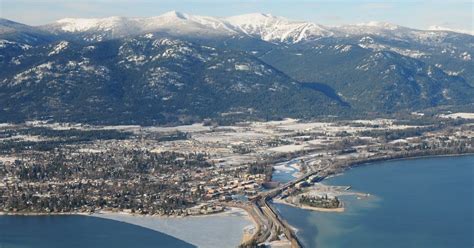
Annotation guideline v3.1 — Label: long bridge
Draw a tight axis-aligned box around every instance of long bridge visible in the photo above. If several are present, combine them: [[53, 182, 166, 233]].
[[240, 166, 330, 248]]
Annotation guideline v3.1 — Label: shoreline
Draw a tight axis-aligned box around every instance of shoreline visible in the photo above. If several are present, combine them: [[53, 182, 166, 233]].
[[92, 207, 255, 248], [323, 151, 474, 183], [0, 206, 238, 218], [273, 198, 345, 213], [0, 206, 256, 248], [268, 151, 474, 245], [346, 151, 474, 171], [0, 211, 92, 216], [270, 152, 474, 215], [0, 206, 258, 247], [276, 153, 474, 247], [2, 153, 472, 247]]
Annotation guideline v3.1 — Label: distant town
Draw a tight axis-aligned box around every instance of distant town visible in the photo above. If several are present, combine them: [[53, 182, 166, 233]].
[[1, 113, 473, 247]]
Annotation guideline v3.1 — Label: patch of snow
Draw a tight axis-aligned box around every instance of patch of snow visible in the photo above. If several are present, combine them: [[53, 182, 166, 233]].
[[334, 44, 352, 53], [235, 64, 250, 71], [0, 39, 32, 50], [48, 41, 69, 56], [445, 69, 463, 76], [10, 57, 21, 65], [439, 113, 474, 119], [459, 52, 471, 61], [268, 144, 307, 153], [442, 89, 451, 99]]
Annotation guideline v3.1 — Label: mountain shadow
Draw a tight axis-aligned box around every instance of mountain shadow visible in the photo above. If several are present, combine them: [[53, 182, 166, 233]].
[[300, 82, 351, 107]]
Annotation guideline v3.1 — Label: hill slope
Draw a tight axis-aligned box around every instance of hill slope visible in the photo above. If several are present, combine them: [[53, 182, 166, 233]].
[[0, 36, 346, 124]]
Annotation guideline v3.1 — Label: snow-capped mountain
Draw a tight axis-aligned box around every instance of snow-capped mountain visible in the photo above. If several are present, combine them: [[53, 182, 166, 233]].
[[334, 21, 409, 37], [41, 11, 473, 44], [52, 11, 231, 34], [0, 12, 472, 125], [428, 25, 474, 36], [45, 11, 238, 42], [224, 13, 334, 43], [38, 12, 473, 70], [332, 21, 472, 48], [43, 11, 336, 43]]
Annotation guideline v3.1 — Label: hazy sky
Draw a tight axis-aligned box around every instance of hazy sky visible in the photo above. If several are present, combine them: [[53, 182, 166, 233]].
[[1, 0, 473, 31]]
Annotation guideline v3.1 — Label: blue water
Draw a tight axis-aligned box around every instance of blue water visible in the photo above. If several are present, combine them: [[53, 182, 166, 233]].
[[274, 155, 474, 248], [0, 215, 195, 248]]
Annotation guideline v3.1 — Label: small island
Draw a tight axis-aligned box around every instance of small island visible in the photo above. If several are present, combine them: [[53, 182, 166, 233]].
[[300, 194, 342, 210], [276, 196, 345, 213], [274, 182, 353, 212]]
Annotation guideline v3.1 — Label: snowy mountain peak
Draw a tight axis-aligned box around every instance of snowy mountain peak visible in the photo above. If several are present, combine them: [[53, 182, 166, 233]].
[[333, 21, 416, 40], [161, 10, 189, 20], [55, 16, 129, 32], [39, 12, 472, 44], [428, 25, 474, 35], [225, 13, 333, 42], [357, 21, 401, 30], [226, 13, 277, 23], [46, 12, 336, 43]]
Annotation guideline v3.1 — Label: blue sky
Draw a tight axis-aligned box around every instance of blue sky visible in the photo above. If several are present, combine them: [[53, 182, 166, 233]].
[[1, 0, 472, 31]]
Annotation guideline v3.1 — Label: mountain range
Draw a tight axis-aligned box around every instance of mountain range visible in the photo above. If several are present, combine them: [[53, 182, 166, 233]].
[[1, 11, 473, 124]]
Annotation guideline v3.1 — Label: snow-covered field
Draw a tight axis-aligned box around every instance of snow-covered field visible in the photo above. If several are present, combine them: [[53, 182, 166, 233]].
[[268, 144, 307, 153], [193, 131, 266, 143], [146, 123, 212, 133], [439, 113, 474, 120], [0, 123, 14, 128], [0, 156, 17, 163]]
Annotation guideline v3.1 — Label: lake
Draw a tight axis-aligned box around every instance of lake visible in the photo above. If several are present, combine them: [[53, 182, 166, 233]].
[[1, 155, 472, 248], [0, 215, 195, 248], [0, 207, 252, 248], [274, 155, 474, 248]]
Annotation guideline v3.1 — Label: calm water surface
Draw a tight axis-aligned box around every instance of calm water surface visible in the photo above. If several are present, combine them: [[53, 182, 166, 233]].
[[0, 215, 195, 248], [274, 155, 474, 248]]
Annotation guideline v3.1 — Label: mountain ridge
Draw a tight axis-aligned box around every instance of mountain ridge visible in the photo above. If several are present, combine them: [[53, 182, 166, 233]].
[[3, 11, 472, 45], [0, 12, 472, 125]]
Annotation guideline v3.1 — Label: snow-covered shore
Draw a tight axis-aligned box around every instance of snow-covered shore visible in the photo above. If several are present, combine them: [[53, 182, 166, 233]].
[[91, 207, 254, 248]]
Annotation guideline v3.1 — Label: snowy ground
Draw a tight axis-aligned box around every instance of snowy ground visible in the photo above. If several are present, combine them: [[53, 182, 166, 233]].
[[0, 156, 17, 163], [439, 113, 474, 120], [268, 144, 307, 153]]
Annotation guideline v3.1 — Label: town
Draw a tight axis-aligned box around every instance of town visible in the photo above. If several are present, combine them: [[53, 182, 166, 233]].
[[1, 113, 473, 247]]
